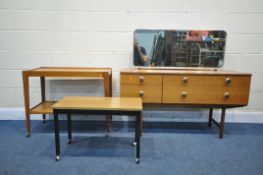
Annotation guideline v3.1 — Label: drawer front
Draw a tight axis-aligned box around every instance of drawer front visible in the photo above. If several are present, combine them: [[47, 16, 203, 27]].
[[163, 75, 251, 105], [120, 85, 162, 103], [121, 74, 162, 85]]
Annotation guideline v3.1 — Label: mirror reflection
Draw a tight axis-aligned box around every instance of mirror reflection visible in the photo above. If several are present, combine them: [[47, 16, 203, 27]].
[[134, 29, 226, 67]]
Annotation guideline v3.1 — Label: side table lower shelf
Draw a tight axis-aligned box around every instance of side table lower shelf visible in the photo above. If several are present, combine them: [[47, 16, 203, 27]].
[[30, 101, 56, 114]]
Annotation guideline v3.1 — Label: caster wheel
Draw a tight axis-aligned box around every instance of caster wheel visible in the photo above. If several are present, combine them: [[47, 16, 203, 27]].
[[26, 133, 30, 137], [135, 158, 140, 164], [132, 142, 137, 147], [105, 134, 109, 138], [42, 120, 46, 124], [67, 139, 72, 144], [56, 155, 60, 161]]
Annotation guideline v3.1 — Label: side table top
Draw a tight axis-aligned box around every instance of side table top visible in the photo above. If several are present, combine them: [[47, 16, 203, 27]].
[[27, 67, 111, 73], [52, 96, 142, 111], [23, 67, 112, 77]]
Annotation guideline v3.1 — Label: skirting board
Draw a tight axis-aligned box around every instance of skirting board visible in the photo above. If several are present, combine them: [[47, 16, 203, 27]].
[[0, 108, 263, 123]]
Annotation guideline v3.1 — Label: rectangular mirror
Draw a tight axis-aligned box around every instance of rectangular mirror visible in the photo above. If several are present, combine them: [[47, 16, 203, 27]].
[[134, 29, 226, 68]]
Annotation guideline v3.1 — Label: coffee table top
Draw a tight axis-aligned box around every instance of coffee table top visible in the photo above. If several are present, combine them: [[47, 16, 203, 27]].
[[52, 96, 143, 111]]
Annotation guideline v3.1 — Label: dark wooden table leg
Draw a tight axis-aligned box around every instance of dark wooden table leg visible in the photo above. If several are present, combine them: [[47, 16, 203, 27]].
[[109, 73, 113, 123], [208, 108, 213, 128], [219, 107, 226, 139], [135, 112, 141, 164], [103, 73, 112, 136], [54, 113, 61, 161], [40, 77, 46, 123], [67, 114, 72, 144], [140, 112, 144, 136], [105, 115, 110, 137]]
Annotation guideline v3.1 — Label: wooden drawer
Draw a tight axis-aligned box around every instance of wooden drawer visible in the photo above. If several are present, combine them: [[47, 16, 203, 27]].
[[120, 84, 162, 103], [163, 75, 251, 105], [121, 74, 162, 85]]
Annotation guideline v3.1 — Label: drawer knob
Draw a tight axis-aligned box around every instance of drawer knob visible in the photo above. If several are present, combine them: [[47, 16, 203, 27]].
[[139, 90, 144, 97], [225, 77, 232, 84], [182, 77, 188, 83], [139, 76, 144, 83], [224, 92, 230, 99], [181, 91, 187, 98]]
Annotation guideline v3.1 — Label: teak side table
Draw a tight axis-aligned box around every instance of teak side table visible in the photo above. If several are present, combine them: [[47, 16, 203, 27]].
[[22, 67, 112, 137]]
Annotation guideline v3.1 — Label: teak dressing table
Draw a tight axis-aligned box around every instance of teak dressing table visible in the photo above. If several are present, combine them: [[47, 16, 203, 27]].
[[120, 67, 252, 138], [22, 67, 112, 137]]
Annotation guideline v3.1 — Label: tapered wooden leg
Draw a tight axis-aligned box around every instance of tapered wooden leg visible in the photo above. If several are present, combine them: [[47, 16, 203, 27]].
[[23, 72, 31, 137], [40, 77, 46, 123], [219, 108, 226, 139], [25, 114, 30, 137], [208, 108, 213, 128]]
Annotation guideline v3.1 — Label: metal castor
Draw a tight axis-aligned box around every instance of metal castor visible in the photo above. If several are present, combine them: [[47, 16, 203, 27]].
[[135, 158, 140, 164], [132, 142, 137, 147], [105, 133, 109, 138], [56, 155, 60, 161], [67, 139, 72, 144], [26, 133, 30, 137]]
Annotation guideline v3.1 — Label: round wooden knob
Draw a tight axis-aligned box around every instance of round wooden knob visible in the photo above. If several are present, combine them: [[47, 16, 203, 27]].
[[181, 91, 187, 98], [224, 92, 230, 99], [139, 76, 144, 83], [182, 77, 188, 83], [225, 77, 232, 84], [139, 90, 144, 97]]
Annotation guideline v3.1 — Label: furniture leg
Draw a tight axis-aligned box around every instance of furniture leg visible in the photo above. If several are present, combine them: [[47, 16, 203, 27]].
[[109, 73, 113, 122], [208, 108, 213, 128], [67, 114, 72, 144], [54, 113, 61, 161], [219, 107, 226, 139], [105, 115, 110, 137], [140, 112, 143, 136], [40, 77, 46, 123], [23, 72, 31, 137], [103, 73, 112, 134], [135, 112, 141, 164], [42, 114, 46, 123], [132, 118, 137, 147]]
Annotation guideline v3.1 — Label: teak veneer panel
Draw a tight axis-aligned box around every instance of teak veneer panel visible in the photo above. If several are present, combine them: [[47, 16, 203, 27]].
[[121, 68, 251, 76], [30, 101, 56, 114], [24, 67, 112, 77], [121, 74, 162, 85], [120, 68, 251, 106], [162, 75, 251, 105], [52, 96, 142, 111], [120, 85, 162, 103]]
